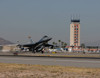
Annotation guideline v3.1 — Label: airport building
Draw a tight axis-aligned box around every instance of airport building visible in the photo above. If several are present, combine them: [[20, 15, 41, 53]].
[[70, 19, 80, 47], [0, 44, 18, 52]]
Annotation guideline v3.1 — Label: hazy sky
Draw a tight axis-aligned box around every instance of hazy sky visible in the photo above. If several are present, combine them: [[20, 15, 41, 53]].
[[0, 0, 100, 45]]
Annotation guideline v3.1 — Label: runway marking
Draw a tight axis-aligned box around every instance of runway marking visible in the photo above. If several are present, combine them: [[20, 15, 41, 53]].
[[0, 57, 100, 63]]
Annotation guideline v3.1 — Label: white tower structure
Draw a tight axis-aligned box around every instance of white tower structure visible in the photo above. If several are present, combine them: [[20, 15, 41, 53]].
[[70, 19, 80, 46]]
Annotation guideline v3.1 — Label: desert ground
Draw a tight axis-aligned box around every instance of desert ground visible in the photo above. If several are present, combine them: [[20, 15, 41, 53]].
[[0, 63, 100, 78]]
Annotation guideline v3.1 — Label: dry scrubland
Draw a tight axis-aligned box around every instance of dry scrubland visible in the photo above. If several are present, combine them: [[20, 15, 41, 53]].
[[0, 63, 100, 78]]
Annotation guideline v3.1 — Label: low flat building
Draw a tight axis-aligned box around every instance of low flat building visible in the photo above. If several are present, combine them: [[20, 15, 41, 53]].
[[0, 44, 18, 52]]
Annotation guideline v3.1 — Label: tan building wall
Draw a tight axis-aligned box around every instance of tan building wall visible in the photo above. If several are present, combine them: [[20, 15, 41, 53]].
[[2, 44, 18, 52], [70, 23, 74, 46]]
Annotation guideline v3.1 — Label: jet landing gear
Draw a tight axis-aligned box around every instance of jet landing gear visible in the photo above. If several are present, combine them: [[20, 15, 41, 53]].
[[41, 48, 45, 54], [41, 51, 44, 54], [31, 48, 36, 53]]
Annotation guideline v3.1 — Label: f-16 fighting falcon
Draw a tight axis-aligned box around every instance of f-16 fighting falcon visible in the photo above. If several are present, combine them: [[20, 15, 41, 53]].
[[18, 36, 53, 53]]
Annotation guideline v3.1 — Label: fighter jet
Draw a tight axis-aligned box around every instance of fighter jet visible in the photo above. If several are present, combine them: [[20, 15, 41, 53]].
[[18, 36, 53, 53]]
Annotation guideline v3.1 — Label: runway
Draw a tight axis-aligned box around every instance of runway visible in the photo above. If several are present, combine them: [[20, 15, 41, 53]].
[[0, 56, 100, 68]]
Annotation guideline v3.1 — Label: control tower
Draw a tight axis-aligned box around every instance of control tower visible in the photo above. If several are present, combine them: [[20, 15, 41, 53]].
[[70, 19, 80, 46]]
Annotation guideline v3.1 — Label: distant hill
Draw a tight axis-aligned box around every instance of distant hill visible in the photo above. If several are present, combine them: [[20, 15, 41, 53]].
[[0, 37, 13, 45]]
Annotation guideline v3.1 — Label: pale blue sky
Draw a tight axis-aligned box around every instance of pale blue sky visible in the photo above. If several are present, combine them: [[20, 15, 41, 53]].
[[0, 0, 100, 45]]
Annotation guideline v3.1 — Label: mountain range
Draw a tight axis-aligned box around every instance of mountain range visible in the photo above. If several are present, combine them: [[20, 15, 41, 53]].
[[0, 37, 13, 45]]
